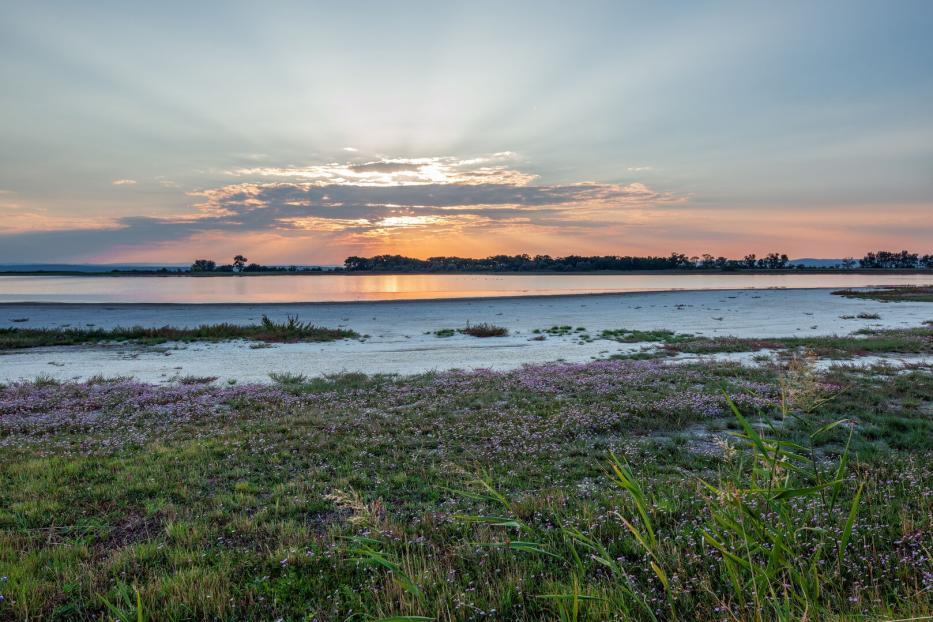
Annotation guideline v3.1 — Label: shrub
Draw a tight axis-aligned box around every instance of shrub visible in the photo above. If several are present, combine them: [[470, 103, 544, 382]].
[[460, 322, 508, 338]]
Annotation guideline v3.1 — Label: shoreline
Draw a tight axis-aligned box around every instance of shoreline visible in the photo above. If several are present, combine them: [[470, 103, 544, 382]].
[[1, 268, 931, 277], [2, 287, 930, 383], [0, 284, 926, 308]]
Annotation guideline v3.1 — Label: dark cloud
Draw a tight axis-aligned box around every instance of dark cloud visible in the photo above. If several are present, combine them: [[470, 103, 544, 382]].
[[198, 181, 671, 211], [0, 180, 679, 261], [347, 161, 425, 173]]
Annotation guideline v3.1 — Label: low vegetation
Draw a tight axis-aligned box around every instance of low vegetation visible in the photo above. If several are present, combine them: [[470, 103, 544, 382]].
[[599, 328, 695, 344], [0, 315, 358, 350], [459, 322, 508, 337], [833, 285, 933, 303], [430, 324, 509, 338], [661, 325, 933, 358], [0, 351, 930, 620], [520, 324, 932, 359]]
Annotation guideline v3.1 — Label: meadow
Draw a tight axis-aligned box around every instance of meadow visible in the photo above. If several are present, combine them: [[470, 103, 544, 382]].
[[1, 347, 931, 620]]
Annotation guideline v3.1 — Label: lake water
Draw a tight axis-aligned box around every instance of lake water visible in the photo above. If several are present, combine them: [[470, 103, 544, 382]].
[[0, 273, 931, 304]]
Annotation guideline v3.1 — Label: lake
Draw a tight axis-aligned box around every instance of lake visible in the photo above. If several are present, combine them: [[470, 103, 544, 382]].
[[1, 273, 931, 304]]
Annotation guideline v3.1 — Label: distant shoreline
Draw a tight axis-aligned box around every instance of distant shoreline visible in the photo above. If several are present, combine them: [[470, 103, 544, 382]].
[[1, 268, 931, 277]]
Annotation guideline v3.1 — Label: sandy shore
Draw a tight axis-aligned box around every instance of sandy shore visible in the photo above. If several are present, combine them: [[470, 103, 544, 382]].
[[1, 288, 930, 383]]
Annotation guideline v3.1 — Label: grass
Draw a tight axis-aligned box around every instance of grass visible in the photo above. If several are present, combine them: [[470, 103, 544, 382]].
[[840, 312, 882, 320], [432, 324, 508, 338], [459, 322, 508, 337], [599, 328, 696, 344], [832, 285, 933, 302], [535, 325, 574, 336], [660, 325, 933, 358], [537, 325, 932, 359], [0, 315, 358, 350], [0, 348, 931, 620]]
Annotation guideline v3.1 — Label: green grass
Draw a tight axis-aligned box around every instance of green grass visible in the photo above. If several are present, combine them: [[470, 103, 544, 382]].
[[832, 285, 933, 302], [1, 355, 931, 620], [0, 315, 358, 350], [599, 328, 696, 344], [431, 325, 508, 338], [536, 325, 575, 336], [660, 325, 933, 358]]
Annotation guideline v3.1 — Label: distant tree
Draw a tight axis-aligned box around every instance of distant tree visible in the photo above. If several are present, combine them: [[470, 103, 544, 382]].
[[233, 255, 248, 272], [759, 252, 789, 269], [860, 250, 919, 269], [668, 252, 691, 268], [841, 257, 857, 270], [190, 259, 216, 272], [338, 251, 927, 274]]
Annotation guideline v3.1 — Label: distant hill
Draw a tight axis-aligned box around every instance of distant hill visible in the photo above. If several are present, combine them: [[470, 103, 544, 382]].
[[0, 263, 189, 272], [788, 258, 844, 268], [0, 263, 340, 273]]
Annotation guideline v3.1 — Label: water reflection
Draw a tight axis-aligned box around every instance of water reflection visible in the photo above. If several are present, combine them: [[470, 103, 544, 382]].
[[0, 273, 931, 304]]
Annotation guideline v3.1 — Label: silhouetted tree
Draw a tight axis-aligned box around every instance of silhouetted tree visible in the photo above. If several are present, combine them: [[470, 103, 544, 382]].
[[338, 250, 925, 273], [758, 253, 789, 269], [233, 255, 248, 272], [190, 259, 216, 272], [860, 250, 919, 269]]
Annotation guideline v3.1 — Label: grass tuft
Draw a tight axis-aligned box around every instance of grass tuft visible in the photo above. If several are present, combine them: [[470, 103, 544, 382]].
[[460, 322, 508, 337]]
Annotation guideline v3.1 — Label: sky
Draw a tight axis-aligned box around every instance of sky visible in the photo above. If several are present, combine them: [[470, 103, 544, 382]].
[[1, 1, 931, 264]]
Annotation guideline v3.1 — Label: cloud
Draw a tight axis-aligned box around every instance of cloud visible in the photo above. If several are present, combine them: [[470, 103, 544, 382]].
[[112, 179, 137, 186], [0, 154, 682, 261], [230, 154, 536, 187], [348, 161, 424, 174]]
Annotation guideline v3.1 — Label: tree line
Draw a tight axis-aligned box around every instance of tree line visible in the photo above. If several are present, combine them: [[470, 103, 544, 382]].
[[189, 255, 324, 273], [342, 250, 933, 272], [184, 250, 932, 273]]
